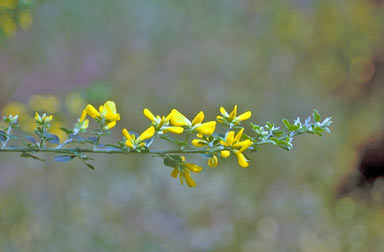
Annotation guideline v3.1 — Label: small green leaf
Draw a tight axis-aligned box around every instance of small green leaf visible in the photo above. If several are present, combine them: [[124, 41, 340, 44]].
[[313, 109, 321, 122], [163, 157, 177, 167], [54, 155, 75, 162], [20, 152, 45, 162], [282, 118, 291, 130]]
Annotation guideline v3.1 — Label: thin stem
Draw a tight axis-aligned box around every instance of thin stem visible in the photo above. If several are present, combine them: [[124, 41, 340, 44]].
[[0, 146, 224, 155]]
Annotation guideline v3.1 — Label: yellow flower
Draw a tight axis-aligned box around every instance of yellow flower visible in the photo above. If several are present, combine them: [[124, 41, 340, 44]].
[[219, 128, 253, 168], [29, 95, 60, 114], [34, 112, 53, 124], [85, 100, 120, 129], [170, 109, 216, 136], [74, 109, 89, 132], [143, 108, 184, 134], [217, 105, 251, 126], [170, 156, 202, 187], [122, 126, 155, 150], [208, 155, 218, 168]]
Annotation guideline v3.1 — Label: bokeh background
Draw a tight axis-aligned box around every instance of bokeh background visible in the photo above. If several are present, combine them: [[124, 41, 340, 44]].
[[1, 0, 384, 251]]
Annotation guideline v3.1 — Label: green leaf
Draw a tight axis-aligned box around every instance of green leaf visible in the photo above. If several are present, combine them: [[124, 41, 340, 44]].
[[20, 152, 45, 162], [163, 157, 177, 167], [45, 133, 60, 145], [282, 118, 291, 130], [54, 155, 75, 162], [60, 127, 74, 135], [313, 109, 321, 122]]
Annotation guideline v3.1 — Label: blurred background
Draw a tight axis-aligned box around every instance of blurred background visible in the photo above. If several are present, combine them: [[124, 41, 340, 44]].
[[1, 0, 384, 251]]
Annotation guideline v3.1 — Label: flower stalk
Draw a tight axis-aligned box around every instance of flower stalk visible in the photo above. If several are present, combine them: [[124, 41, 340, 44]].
[[0, 99, 332, 188]]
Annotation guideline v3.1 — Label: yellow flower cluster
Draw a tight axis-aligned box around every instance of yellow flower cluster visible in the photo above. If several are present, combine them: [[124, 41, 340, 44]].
[[85, 101, 121, 130], [170, 156, 202, 187], [20, 99, 254, 188]]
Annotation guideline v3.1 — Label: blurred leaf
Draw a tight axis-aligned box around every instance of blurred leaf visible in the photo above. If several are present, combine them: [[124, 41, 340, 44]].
[[54, 155, 75, 162], [25, 136, 36, 144], [20, 152, 44, 161]]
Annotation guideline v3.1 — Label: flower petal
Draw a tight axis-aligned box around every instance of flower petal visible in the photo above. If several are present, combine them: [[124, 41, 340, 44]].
[[164, 126, 184, 134], [170, 109, 191, 127], [234, 128, 244, 142], [125, 139, 134, 148], [225, 131, 235, 146], [192, 139, 207, 147], [122, 128, 133, 141], [237, 111, 251, 121], [220, 107, 228, 116], [220, 150, 230, 158], [235, 151, 249, 168], [80, 109, 87, 122], [228, 105, 237, 120], [233, 139, 251, 148], [216, 115, 225, 123], [185, 163, 203, 173], [104, 101, 117, 113], [208, 155, 218, 168], [184, 170, 196, 187], [138, 126, 155, 141], [171, 168, 179, 178], [143, 108, 156, 122], [104, 121, 116, 130], [82, 119, 89, 129], [191, 111, 204, 125], [86, 104, 100, 118], [34, 112, 40, 121], [196, 121, 216, 135]]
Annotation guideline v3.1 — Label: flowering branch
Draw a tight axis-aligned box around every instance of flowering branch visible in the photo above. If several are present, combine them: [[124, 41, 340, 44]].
[[0, 100, 332, 187]]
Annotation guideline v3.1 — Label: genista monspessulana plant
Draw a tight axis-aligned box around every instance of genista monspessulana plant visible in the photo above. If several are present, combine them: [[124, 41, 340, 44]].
[[0, 100, 332, 187]]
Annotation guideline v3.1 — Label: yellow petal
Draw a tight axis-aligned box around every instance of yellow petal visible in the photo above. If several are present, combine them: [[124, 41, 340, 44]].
[[171, 168, 179, 178], [125, 139, 134, 148], [104, 121, 116, 130], [220, 150, 230, 158], [104, 100, 117, 113], [122, 128, 133, 141], [185, 163, 203, 173], [228, 105, 237, 120], [170, 109, 191, 127], [234, 128, 244, 142], [82, 119, 89, 129], [181, 156, 186, 162], [208, 155, 218, 168], [105, 112, 120, 121], [34, 112, 40, 121], [179, 173, 184, 185], [86, 104, 100, 118], [239, 140, 253, 152], [80, 109, 87, 122], [235, 151, 249, 168], [191, 111, 204, 125], [225, 131, 235, 146], [184, 170, 196, 187], [219, 107, 228, 116], [46, 115, 53, 121], [164, 126, 184, 134], [196, 121, 216, 135], [237, 111, 251, 121], [192, 139, 207, 147], [143, 108, 156, 121], [98, 105, 104, 113], [216, 115, 225, 123], [138, 126, 155, 141], [165, 111, 173, 122]]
